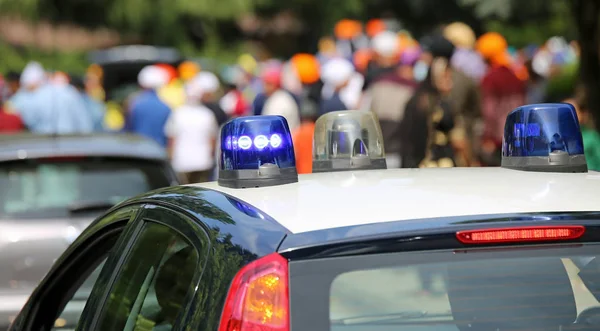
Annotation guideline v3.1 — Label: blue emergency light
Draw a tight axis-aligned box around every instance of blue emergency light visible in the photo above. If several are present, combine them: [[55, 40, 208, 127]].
[[501, 103, 587, 173], [218, 115, 298, 188]]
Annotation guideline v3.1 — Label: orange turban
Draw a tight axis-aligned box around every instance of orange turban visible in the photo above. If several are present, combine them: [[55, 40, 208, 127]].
[[155, 63, 178, 82], [290, 53, 320, 84], [476, 32, 508, 59], [353, 49, 373, 73], [334, 19, 362, 40], [366, 19, 386, 38]]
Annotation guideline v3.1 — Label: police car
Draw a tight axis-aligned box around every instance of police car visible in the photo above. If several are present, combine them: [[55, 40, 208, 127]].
[[9, 104, 600, 331]]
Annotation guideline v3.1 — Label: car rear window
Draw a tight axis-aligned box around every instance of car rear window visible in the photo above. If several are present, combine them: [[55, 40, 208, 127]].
[[289, 244, 600, 331], [0, 158, 171, 218]]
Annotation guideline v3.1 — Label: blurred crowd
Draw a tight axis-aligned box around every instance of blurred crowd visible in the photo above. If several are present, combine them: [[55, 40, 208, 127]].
[[2, 18, 600, 181]]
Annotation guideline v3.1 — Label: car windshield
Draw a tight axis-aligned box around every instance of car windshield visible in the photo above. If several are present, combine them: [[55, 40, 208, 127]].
[[0, 158, 171, 219], [290, 243, 600, 331]]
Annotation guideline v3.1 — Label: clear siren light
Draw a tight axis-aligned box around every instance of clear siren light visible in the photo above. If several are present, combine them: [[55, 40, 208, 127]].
[[312, 110, 387, 172]]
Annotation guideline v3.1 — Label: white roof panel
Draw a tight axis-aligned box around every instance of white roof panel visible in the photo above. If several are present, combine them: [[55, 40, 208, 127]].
[[194, 168, 600, 234]]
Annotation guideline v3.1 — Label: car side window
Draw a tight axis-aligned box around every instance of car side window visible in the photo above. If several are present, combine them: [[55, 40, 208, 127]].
[[52, 258, 107, 330], [94, 221, 200, 331], [12, 206, 138, 331]]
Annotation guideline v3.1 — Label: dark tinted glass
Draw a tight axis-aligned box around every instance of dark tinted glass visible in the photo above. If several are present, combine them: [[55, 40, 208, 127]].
[[289, 244, 600, 331], [52, 259, 107, 331], [96, 222, 199, 331]]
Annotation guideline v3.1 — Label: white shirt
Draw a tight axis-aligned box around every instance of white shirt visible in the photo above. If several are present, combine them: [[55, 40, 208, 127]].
[[340, 73, 364, 109], [164, 104, 218, 173], [262, 90, 300, 132]]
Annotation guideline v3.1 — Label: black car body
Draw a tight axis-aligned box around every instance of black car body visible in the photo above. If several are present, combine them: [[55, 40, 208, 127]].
[[8, 166, 600, 331]]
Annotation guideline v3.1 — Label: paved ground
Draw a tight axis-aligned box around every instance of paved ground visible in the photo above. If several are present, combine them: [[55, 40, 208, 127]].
[[330, 259, 600, 321]]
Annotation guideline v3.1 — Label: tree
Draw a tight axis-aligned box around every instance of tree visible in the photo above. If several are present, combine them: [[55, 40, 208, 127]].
[[459, 0, 576, 47], [572, 0, 600, 130], [0, 0, 261, 49]]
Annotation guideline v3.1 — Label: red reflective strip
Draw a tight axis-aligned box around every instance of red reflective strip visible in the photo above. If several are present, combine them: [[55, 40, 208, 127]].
[[456, 226, 585, 244]]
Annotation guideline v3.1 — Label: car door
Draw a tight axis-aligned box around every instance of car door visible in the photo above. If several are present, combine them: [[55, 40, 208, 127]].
[[8, 204, 143, 331], [76, 203, 210, 331]]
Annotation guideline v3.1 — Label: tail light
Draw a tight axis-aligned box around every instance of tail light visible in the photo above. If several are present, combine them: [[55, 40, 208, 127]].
[[218, 253, 289, 331], [456, 226, 585, 244]]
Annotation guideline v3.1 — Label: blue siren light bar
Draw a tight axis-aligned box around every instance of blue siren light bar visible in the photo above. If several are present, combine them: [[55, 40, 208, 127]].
[[218, 115, 298, 188], [501, 103, 587, 173]]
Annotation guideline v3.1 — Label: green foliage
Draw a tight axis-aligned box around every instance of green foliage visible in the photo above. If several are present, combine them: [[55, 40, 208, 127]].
[[0, 0, 42, 20], [0, 42, 88, 74], [483, 0, 576, 47], [0, 0, 579, 72]]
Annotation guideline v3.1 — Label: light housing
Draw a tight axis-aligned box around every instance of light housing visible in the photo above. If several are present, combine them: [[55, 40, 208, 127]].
[[501, 103, 587, 172], [312, 110, 386, 172], [456, 226, 585, 244], [218, 115, 298, 188], [218, 253, 289, 331]]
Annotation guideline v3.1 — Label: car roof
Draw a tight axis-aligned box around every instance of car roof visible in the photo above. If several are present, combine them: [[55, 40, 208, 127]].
[[195, 167, 600, 234], [0, 133, 167, 162], [89, 45, 182, 65]]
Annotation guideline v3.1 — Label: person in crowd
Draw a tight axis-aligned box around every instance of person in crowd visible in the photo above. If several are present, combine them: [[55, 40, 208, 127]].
[[194, 71, 228, 127], [334, 19, 368, 60], [125, 65, 171, 147], [292, 101, 319, 174], [525, 59, 548, 104], [7, 62, 93, 134], [476, 32, 526, 166], [164, 73, 219, 184], [0, 104, 24, 133], [0, 75, 24, 133], [565, 91, 600, 171], [157, 64, 186, 110], [2, 71, 20, 101], [400, 54, 455, 168], [444, 22, 486, 82], [363, 34, 417, 168], [70, 75, 106, 131], [316, 37, 340, 64], [252, 62, 287, 116], [364, 30, 401, 90], [238, 53, 262, 105], [220, 66, 250, 118], [5, 62, 44, 114], [51, 71, 70, 86], [366, 19, 387, 39], [399, 45, 420, 81], [432, 29, 483, 167], [254, 66, 300, 132], [319, 57, 356, 115], [290, 53, 324, 118]]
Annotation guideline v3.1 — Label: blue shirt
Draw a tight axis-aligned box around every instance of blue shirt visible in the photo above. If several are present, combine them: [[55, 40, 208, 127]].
[[81, 94, 106, 131], [126, 90, 171, 147], [7, 89, 33, 111], [252, 93, 268, 115], [10, 84, 93, 134], [319, 93, 347, 116]]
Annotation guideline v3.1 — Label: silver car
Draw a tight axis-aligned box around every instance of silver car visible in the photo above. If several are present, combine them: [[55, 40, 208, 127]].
[[0, 133, 178, 329]]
